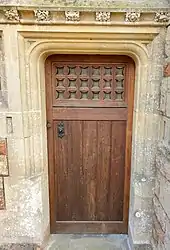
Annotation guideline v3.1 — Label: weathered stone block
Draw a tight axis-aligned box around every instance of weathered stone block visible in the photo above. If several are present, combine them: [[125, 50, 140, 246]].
[[0, 244, 40, 249], [156, 142, 170, 181], [134, 244, 152, 250], [0, 138, 7, 155], [159, 77, 168, 114], [153, 195, 167, 232], [164, 218, 170, 250], [165, 77, 170, 117], [163, 63, 170, 77], [0, 138, 9, 176], [7, 138, 26, 177], [152, 214, 165, 243], [0, 113, 7, 137], [0, 176, 43, 243], [0, 176, 5, 209], [159, 173, 170, 218]]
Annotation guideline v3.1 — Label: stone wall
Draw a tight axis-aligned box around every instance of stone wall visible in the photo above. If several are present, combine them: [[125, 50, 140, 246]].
[[151, 26, 170, 250], [0, 34, 8, 211], [0, 1, 169, 249], [0, 26, 49, 246]]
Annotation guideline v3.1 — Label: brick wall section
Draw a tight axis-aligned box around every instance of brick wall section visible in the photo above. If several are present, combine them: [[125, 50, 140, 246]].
[[151, 26, 170, 250]]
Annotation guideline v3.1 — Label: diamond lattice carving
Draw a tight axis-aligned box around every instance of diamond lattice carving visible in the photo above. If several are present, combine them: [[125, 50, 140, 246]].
[[115, 66, 125, 100]]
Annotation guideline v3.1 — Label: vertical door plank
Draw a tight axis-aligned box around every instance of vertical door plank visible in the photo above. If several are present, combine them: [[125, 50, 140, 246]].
[[55, 121, 83, 221], [96, 121, 111, 221], [67, 121, 83, 221], [108, 121, 126, 221], [82, 121, 97, 221], [54, 121, 70, 221]]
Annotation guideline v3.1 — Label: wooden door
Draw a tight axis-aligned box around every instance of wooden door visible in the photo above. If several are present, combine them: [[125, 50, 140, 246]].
[[45, 55, 135, 234]]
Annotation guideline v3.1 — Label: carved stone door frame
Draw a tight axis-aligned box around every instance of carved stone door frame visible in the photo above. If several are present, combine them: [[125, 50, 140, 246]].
[[15, 22, 162, 246]]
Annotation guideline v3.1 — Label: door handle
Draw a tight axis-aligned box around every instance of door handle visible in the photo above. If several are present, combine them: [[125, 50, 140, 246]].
[[46, 121, 52, 129], [57, 121, 65, 138]]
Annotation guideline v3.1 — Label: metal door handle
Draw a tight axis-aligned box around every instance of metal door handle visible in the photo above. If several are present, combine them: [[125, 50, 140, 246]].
[[57, 122, 65, 138]]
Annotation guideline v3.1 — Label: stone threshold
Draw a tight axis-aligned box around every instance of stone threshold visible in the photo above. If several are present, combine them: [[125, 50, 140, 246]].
[[0, 243, 153, 250], [133, 244, 152, 250], [0, 244, 40, 250]]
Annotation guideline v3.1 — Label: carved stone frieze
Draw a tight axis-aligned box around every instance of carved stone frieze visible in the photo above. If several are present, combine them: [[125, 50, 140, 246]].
[[125, 12, 140, 22], [96, 12, 111, 22], [4, 8, 20, 21], [65, 11, 80, 22], [34, 9, 51, 21], [0, 7, 169, 26], [155, 12, 169, 22]]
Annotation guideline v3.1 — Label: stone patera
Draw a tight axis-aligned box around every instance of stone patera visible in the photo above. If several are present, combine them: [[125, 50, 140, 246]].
[[65, 11, 80, 22], [4, 8, 19, 21], [155, 12, 170, 22], [125, 12, 141, 22], [96, 12, 111, 22], [34, 9, 51, 21]]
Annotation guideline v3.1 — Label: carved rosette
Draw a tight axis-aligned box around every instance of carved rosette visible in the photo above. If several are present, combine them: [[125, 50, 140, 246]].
[[4, 8, 20, 21], [34, 10, 50, 21], [65, 11, 80, 22], [125, 12, 140, 22], [155, 12, 169, 22], [96, 12, 111, 22]]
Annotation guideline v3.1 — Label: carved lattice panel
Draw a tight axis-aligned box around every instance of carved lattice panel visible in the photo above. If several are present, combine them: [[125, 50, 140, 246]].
[[54, 63, 126, 106]]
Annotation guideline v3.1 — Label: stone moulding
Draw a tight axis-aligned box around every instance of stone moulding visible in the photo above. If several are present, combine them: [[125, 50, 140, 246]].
[[0, 7, 169, 25]]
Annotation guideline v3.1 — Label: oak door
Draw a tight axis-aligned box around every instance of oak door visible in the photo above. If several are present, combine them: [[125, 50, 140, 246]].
[[45, 55, 135, 234]]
